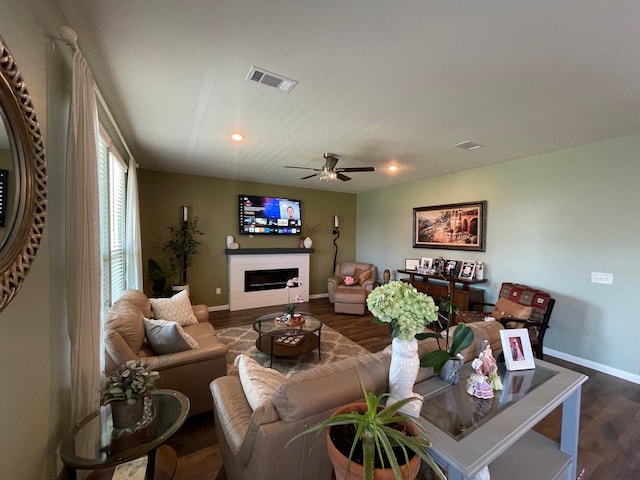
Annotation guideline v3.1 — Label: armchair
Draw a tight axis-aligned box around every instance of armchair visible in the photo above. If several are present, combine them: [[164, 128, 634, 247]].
[[327, 262, 377, 315], [457, 282, 555, 360]]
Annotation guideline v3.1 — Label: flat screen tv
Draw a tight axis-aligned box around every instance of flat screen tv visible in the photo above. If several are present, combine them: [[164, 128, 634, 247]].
[[239, 194, 302, 236]]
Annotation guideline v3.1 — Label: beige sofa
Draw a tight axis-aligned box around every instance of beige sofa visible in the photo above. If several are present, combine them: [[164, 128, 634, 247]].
[[327, 261, 378, 314], [210, 321, 503, 480], [104, 289, 228, 416]]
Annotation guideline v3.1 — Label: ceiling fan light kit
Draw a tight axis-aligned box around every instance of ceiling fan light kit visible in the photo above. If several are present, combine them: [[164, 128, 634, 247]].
[[284, 153, 375, 182]]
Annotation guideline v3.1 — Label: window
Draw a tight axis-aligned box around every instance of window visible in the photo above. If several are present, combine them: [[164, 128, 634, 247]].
[[98, 127, 128, 312]]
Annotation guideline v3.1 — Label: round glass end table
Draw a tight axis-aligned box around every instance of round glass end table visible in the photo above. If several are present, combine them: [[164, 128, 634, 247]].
[[60, 389, 189, 480], [253, 312, 323, 367]]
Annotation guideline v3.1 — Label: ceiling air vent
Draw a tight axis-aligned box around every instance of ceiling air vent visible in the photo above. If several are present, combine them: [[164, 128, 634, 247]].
[[246, 66, 298, 93], [454, 140, 483, 151]]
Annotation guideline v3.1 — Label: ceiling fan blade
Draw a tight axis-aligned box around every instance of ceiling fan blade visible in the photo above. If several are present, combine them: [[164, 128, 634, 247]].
[[284, 165, 321, 171], [323, 153, 339, 170], [337, 173, 351, 181], [336, 167, 375, 173], [300, 173, 319, 180]]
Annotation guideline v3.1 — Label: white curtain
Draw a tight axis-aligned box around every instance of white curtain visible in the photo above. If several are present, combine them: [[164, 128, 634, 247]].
[[65, 40, 102, 423], [125, 157, 143, 290]]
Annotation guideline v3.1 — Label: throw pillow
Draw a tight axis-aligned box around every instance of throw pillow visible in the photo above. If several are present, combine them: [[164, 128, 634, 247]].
[[143, 318, 199, 355], [235, 354, 285, 413], [353, 267, 372, 285], [149, 289, 198, 326], [492, 297, 533, 321]]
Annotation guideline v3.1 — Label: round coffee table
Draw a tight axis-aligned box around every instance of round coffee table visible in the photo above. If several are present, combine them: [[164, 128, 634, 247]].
[[253, 312, 323, 367], [60, 389, 189, 480]]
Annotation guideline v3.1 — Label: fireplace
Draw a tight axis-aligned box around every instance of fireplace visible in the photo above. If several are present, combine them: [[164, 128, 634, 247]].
[[227, 249, 311, 311], [245, 268, 299, 292]]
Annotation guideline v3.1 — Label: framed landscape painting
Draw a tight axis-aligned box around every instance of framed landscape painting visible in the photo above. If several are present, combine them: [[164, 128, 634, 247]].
[[413, 201, 487, 251]]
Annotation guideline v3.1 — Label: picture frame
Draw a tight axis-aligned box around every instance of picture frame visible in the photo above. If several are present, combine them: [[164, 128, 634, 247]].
[[458, 260, 476, 280], [404, 258, 420, 270], [413, 201, 487, 251], [444, 259, 458, 276], [500, 329, 536, 370], [420, 257, 433, 270]]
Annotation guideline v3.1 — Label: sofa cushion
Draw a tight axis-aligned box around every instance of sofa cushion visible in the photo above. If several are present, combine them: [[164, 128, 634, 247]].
[[492, 297, 533, 321], [150, 289, 198, 326], [104, 301, 146, 354], [272, 351, 390, 422], [235, 354, 283, 423], [143, 318, 199, 355]]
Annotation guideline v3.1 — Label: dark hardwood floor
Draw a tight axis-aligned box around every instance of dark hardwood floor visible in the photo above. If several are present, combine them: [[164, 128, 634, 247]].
[[166, 298, 640, 479]]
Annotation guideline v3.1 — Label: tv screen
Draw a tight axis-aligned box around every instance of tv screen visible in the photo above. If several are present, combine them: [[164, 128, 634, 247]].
[[239, 195, 302, 235]]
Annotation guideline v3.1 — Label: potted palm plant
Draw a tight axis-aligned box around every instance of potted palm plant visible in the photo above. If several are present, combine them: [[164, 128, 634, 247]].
[[287, 372, 445, 480], [100, 360, 160, 428], [162, 216, 203, 291]]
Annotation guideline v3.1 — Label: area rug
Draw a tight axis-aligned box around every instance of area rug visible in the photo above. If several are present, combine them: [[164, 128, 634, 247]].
[[216, 323, 371, 377]]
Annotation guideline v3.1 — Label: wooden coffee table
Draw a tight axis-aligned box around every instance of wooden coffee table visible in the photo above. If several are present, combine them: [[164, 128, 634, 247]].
[[253, 312, 323, 367]]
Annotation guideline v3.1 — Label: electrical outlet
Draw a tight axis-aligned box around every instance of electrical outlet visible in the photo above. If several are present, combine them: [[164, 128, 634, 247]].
[[591, 272, 614, 285], [215, 287, 221, 295]]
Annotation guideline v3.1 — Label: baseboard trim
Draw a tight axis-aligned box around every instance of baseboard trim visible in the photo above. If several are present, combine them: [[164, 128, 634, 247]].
[[208, 293, 328, 312], [544, 347, 640, 384], [208, 304, 229, 312]]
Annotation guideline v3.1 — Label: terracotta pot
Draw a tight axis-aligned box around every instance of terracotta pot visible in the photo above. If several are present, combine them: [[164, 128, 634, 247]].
[[110, 398, 144, 428], [326, 402, 421, 480]]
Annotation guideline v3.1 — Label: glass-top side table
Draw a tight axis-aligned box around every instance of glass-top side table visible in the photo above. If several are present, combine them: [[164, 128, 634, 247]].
[[60, 389, 189, 480]]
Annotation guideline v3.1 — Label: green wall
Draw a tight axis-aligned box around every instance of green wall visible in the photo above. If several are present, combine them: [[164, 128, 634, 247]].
[[0, 1, 71, 479], [357, 133, 640, 379], [138, 170, 358, 306]]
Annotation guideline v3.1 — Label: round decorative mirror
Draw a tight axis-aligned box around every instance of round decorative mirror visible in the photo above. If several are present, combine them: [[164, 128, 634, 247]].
[[0, 35, 47, 313]]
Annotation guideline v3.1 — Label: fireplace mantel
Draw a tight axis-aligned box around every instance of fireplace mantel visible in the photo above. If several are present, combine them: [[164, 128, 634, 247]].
[[225, 248, 314, 255]]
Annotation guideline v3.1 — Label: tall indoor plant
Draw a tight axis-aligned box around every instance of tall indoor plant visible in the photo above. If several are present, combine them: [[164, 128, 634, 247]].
[[162, 216, 203, 287], [366, 281, 439, 417], [287, 372, 445, 480]]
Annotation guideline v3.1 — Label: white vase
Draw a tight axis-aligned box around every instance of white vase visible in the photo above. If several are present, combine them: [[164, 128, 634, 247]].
[[303, 237, 313, 248], [387, 337, 422, 417]]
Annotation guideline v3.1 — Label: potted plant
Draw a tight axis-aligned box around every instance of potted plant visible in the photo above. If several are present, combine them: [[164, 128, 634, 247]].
[[283, 276, 304, 316], [162, 216, 204, 289], [367, 281, 439, 416], [287, 372, 445, 480], [100, 360, 160, 428], [419, 301, 474, 384]]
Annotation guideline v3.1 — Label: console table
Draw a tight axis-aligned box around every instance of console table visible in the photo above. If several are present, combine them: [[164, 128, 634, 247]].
[[397, 269, 486, 311], [415, 360, 588, 480]]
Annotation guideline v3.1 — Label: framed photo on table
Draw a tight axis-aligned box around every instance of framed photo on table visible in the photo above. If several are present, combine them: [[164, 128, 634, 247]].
[[420, 257, 433, 270], [458, 260, 476, 280], [413, 201, 487, 251], [404, 259, 420, 270], [500, 329, 535, 370]]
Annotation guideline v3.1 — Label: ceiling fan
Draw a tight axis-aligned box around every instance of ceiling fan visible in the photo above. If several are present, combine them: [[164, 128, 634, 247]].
[[285, 153, 375, 182]]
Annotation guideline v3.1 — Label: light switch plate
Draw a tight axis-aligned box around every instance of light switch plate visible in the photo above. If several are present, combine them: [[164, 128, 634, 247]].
[[591, 272, 614, 285]]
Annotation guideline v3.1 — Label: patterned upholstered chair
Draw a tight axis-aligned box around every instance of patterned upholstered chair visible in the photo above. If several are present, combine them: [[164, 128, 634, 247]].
[[457, 282, 555, 359]]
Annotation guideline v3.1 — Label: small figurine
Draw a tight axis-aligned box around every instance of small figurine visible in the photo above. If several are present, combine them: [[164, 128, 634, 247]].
[[479, 341, 503, 391], [467, 358, 494, 399]]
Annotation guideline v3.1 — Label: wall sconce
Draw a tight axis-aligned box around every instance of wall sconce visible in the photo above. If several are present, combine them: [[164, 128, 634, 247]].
[[182, 205, 190, 222]]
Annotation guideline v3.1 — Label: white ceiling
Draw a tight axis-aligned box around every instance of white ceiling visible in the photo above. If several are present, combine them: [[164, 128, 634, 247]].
[[58, 0, 640, 193]]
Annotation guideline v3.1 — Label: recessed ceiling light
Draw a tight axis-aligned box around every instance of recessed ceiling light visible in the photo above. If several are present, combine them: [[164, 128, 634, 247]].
[[388, 165, 398, 172], [231, 133, 245, 142]]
